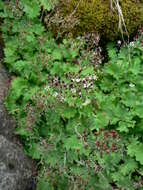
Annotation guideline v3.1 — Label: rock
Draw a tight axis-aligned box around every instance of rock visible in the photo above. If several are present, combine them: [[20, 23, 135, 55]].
[[0, 135, 33, 190], [0, 63, 16, 140], [0, 102, 16, 140], [0, 64, 9, 102]]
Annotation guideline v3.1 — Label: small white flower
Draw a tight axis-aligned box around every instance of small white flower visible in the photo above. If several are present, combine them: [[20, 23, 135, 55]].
[[88, 76, 92, 80], [117, 40, 122, 45], [44, 85, 50, 91], [90, 84, 94, 89], [92, 75, 97, 80], [84, 84, 87, 88], [71, 88, 76, 93], [129, 83, 135, 88], [82, 99, 91, 106], [75, 78, 81, 83], [72, 78, 75, 82], [53, 92, 58, 97], [129, 41, 135, 47], [60, 96, 65, 101]]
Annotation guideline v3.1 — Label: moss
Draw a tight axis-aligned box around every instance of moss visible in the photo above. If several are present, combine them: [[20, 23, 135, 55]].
[[45, 0, 143, 40]]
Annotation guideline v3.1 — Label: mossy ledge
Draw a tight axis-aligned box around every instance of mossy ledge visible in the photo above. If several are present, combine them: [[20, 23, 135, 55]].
[[45, 0, 143, 40]]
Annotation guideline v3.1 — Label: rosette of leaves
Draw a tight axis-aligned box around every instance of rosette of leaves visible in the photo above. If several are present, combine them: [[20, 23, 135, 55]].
[[0, 0, 58, 19]]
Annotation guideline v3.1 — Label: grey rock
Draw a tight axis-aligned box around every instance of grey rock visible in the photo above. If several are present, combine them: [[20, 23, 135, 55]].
[[0, 63, 9, 102], [0, 135, 33, 190], [0, 62, 16, 140], [0, 102, 16, 140]]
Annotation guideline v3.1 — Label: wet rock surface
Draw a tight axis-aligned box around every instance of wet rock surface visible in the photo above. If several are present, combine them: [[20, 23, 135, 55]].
[[0, 45, 36, 190]]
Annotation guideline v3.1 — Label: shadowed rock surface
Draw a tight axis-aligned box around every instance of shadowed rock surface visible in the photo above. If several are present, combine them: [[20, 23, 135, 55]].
[[0, 63, 16, 140], [0, 43, 36, 190]]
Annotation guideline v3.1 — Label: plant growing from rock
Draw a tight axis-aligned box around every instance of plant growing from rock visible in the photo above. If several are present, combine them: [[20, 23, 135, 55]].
[[1, 0, 143, 189]]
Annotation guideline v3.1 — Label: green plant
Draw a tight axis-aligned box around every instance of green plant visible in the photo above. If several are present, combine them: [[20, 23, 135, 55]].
[[1, 0, 143, 190]]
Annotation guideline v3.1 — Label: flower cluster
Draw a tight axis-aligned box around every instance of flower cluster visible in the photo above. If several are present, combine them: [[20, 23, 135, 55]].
[[44, 72, 97, 103], [94, 128, 122, 155]]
